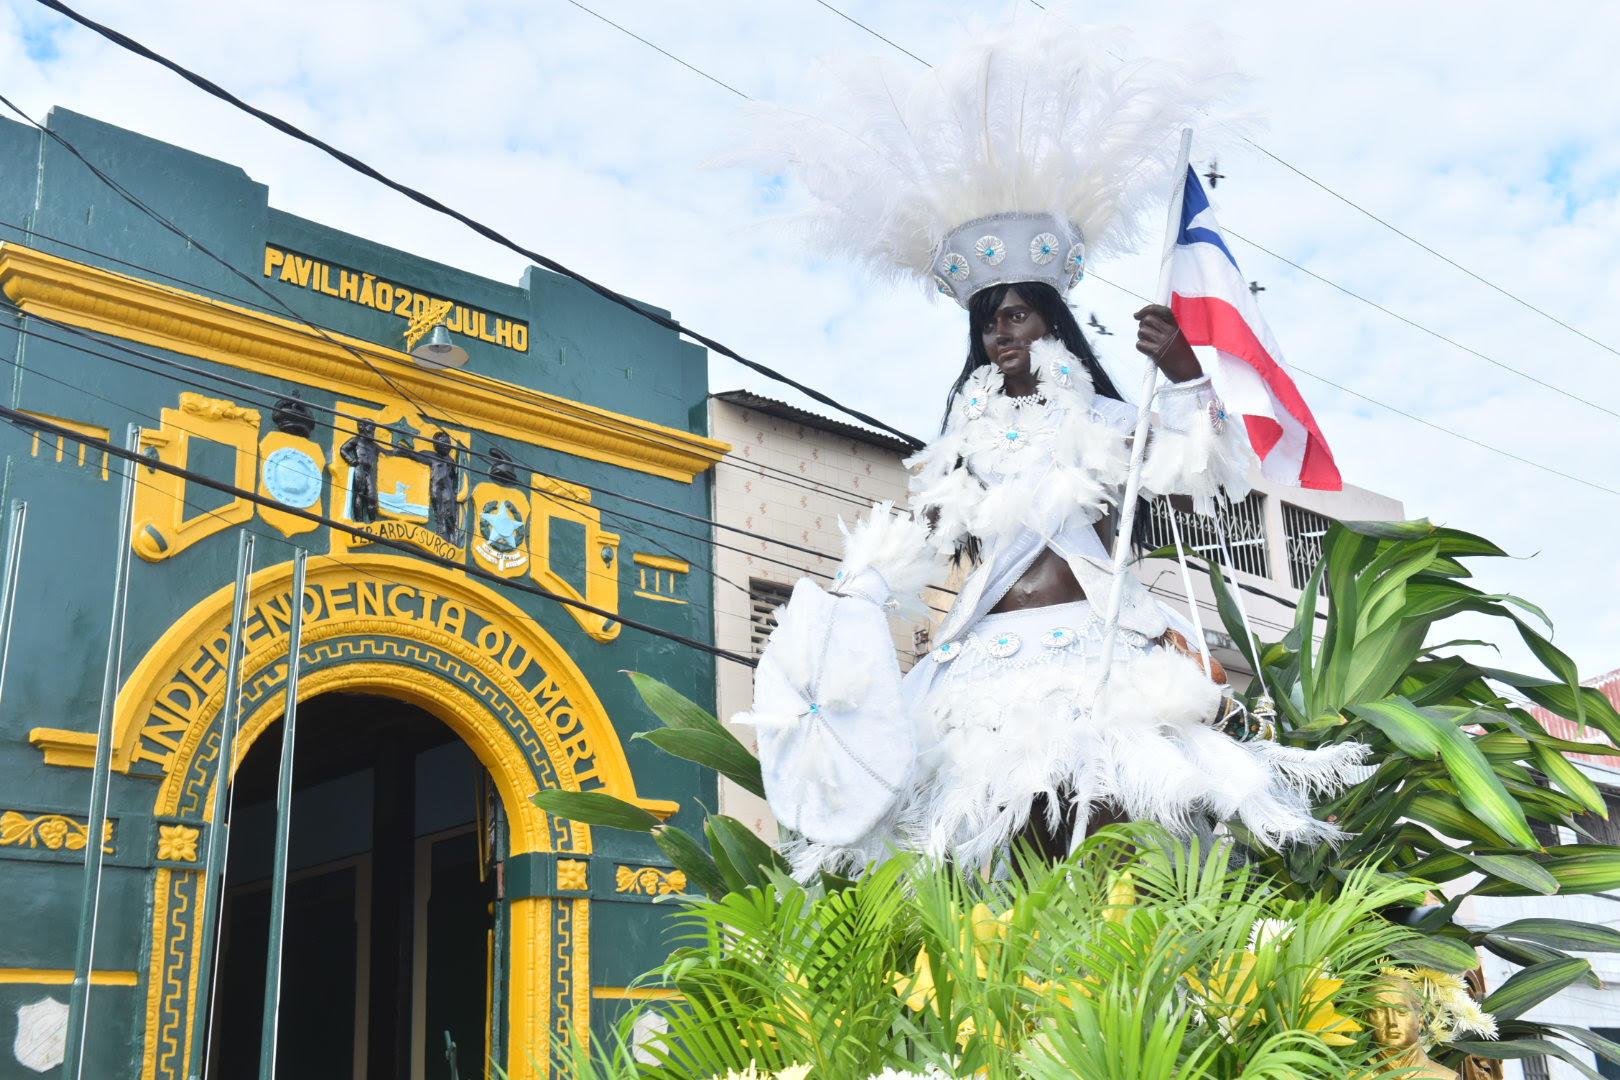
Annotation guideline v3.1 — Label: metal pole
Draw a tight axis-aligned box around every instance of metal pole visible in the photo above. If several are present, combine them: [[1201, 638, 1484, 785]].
[[0, 498, 30, 713], [1095, 128, 1194, 693], [186, 532, 255, 1080], [1210, 511, 1274, 709], [1164, 506, 1213, 678], [61, 425, 140, 1080], [258, 547, 308, 1080]]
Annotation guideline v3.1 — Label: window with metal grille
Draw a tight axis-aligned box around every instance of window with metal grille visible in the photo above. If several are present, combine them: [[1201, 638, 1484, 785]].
[[748, 578, 794, 657], [1282, 502, 1332, 591], [1142, 492, 1270, 579], [1523, 1054, 1552, 1080]]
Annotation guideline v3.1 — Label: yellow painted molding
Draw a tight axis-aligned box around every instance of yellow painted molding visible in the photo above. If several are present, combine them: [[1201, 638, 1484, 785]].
[[590, 985, 682, 1001], [632, 797, 680, 821], [0, 242, 729, 483], [0, 968, 138, 986], [631, 552, 692, 574]]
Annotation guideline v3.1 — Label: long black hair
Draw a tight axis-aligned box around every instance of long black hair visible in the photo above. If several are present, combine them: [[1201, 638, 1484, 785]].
[[939, 280, 1145, 563], [941, 281, 1124, 431]]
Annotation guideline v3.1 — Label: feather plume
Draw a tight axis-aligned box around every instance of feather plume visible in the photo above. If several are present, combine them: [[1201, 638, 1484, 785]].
[[732, 18, 1240, 295]]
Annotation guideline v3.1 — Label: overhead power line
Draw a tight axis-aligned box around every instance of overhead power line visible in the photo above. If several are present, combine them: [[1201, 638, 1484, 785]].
[[28, 0, 922, 449], [0, 210, 883, 509], [548, 0, 1620, 450], [1086, 272, 1620, 499], [1224, 228, 1620, 423], [1239, 138, 1620, 366], [0, 405, 760, 667]]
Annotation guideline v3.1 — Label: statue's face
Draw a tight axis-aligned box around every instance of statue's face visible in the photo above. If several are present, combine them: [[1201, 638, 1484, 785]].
[[979, 287, 1050, 384], [1369, 982, 1421, 1049]]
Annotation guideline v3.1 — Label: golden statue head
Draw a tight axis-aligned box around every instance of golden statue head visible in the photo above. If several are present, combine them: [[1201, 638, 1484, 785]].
[[1369, 977, 1423, 1051]]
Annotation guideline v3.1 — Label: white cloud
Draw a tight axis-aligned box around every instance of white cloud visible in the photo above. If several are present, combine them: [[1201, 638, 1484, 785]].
[[4, 0, 1618, 677]]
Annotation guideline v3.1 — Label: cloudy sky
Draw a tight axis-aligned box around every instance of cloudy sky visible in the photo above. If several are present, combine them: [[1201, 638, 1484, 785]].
[[4, 0, 1618, 678]]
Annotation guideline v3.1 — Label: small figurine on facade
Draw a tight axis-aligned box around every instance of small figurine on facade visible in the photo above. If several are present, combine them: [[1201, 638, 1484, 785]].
[[487, 445, 520, 484], [427, 430, 463, 543], [271, 396, 316, 438], [338, 418, 380, 523]]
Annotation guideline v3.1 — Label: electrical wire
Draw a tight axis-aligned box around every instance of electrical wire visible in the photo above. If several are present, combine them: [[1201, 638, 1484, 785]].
[[0, 404, 759, 666], [1238, 137, 1620, 366], [26, 0, 923, 449], [1224, 227, 1620, 423], [1085, 271, 1620, 499], [0, 202, 880, 513], [0, 317, 892, 618]]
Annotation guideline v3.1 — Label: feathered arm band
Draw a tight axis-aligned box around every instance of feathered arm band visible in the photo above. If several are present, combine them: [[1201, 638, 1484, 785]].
[[1140, 378, 1258, 516]]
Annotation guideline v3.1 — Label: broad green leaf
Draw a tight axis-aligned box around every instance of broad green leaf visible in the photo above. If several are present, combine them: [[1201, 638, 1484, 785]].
[[1387, 932, 1480, 973], [1545, 1024, 1620, 1067], [635, 727, 765, 798], [1450, 1038, 1605, 1080], [1539, 848, 1620, 895], [1479, 935, 1580, 974], [1481, 958, 1593, 1020], [1205, 557, 1258, 675], [1533, 743, 1608, 817], [1351, 698, 1537, 848], [651, 823, 728, 898], [1340, 519, 1503, 558], [1406, 794, 1506, 847], [1488, 918, 1620, 953], [531, 789, 660, 832], [1482, 668, 1620, 746], [627, 671, 734, 739], [706, 814, 788, 889], [1464, 854, 1559, 896], [1356, 541, 1441, 638], [1294, 554, 1325, 715], [703, 817, 751, 894]]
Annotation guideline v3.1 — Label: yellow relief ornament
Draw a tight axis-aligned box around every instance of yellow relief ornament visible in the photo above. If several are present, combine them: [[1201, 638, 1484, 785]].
[[470, 448, 530, 579], [256, 398, 326, 538], [155, 824, 200, 862], [132, 393, 261, 562]]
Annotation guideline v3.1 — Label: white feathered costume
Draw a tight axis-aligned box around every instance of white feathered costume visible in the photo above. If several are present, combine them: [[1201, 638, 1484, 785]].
[[732, 18, 1368, 877]]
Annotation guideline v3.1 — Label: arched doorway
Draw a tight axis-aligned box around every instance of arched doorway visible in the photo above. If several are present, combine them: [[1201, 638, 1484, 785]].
[[207, 692, 493, 1078], [108, 555, 675, 1080]]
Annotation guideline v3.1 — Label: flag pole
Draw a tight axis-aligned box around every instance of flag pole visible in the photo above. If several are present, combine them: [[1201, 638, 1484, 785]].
[[1093, 127, 1194, 695]]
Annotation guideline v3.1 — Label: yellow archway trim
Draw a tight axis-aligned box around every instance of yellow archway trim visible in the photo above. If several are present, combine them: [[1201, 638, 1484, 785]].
[[29, 553, 678, 823], [119, 555, 643, 1080], [0, 242, 728, 482]]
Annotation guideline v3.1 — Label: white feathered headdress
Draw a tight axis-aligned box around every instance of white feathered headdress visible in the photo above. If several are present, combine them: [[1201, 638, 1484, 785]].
[[742, 17, 1235, 307]]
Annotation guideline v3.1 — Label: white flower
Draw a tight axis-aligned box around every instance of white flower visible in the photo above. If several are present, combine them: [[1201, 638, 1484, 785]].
[[865, 1069, 951, 1080], [1029, 232, 1060, 264], [1065, 242, 1086, 285], [961, 391, 987, 420], [932, 640, 962, 663], [932, 273, 954, 296], [941, 252, 971, 281], [1040, 627, 1077, 649], [975, 235, 1007, 265], [985, 631, 1022, 658]]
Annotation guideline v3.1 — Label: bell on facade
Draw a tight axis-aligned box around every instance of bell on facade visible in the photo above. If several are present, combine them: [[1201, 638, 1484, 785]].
[[411, 323, 469, 369]]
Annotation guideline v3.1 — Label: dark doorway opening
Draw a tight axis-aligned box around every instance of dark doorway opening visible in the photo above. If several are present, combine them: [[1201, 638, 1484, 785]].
[[207, 693, 496, 1079]]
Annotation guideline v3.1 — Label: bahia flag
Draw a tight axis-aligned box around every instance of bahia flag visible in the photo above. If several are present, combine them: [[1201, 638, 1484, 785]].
[[1168, 168, 1342, 490]]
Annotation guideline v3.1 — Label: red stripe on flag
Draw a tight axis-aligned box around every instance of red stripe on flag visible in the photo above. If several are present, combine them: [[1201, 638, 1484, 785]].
[[1171, 294, 1343, 490]]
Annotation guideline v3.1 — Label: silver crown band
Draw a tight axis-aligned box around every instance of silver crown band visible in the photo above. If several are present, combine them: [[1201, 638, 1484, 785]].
[[932, 211, 1086, 308]]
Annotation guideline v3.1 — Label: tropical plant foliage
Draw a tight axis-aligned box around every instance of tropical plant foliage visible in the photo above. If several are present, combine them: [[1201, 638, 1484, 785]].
[[536, 518, 1620, 1076], [565, 827, 1424, 1079], [1201, 518, 1620, 1074]]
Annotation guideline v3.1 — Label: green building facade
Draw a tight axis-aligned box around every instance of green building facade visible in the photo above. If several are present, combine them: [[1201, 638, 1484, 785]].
[[0, 109, 724, 1078]]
